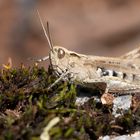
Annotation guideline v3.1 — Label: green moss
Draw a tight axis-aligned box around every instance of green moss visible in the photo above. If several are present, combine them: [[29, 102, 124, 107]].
[[0, 66, 139, 140]]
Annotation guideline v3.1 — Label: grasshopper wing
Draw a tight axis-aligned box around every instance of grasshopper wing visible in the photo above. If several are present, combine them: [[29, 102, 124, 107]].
[[121, 47, 140, 59]]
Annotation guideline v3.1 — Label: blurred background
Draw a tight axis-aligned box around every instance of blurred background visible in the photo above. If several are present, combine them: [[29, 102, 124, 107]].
[[1, 0, 140, 67]]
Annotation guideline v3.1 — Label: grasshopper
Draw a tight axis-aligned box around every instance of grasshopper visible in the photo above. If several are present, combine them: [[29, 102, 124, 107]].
[[36, 11, 140, 102]]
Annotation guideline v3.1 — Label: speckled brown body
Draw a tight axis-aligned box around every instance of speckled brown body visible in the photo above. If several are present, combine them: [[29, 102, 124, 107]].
[[49, 46, 140, 94], [37, 10, 140, 95]]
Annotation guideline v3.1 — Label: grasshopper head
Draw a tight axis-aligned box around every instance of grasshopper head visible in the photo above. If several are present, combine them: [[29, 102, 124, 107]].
[[49, 46, 70, 76], [37, 11, 70, 77]]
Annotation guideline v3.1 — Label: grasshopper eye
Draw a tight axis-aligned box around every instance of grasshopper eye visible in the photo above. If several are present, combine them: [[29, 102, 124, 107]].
[[58, 48, 65, 59]]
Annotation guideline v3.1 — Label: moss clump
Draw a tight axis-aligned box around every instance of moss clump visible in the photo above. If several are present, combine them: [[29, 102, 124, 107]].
[[0, 66, 139, 140]]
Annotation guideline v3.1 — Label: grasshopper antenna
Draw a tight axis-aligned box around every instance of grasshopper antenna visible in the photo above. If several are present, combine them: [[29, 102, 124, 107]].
[[37, 10, 53, 51], [46, 21, 54, 48]]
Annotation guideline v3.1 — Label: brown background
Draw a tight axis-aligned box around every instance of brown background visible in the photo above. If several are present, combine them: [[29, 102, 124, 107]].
[[1, 0, 140, 67]]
